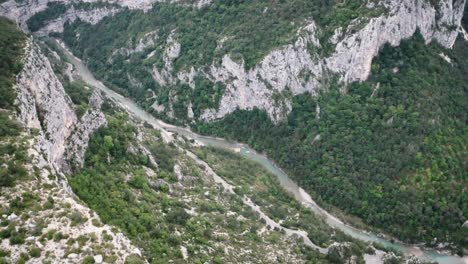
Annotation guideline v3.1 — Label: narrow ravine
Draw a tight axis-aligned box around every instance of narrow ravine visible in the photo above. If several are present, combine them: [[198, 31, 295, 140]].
[[54, 39, 467, 264]]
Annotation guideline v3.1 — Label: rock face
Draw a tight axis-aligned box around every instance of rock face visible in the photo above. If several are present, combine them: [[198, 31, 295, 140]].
[[63, 90, 107, 169], [4, 38, 141, 264], [201, 22, 322, 121], [112, 30, 159, 59], [3, 0, 464, 122], [0, 0, 119, 33], [35, 5, 120, 36], [325, 0, 465, 83], [0, 0, 50, 30], [142, 0, 466, 122], [0, 0, 211, 33], [16, 40, 78, 167], [16, 39, 107, 171], [202, 0, 465, 121]]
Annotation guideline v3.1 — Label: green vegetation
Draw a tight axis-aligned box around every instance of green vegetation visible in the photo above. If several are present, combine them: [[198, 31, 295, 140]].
[[26, 2, 67, 32], [63, 81, 94, 118], [59, 0, 381, 110], [20, 0, 463, 258], [0, 17, 26, 109], [192, 146, 367, 253], [28, 247, 42, 258], [0, 134, 29, 187], [124, 254, 145, 264], [0, 17, 29, 188], [64, 1, 326, 69], [82, 255, 95, 264], [71, 1, 119, 11], [68, 106, 332, 263], [192, 76, 225, 118], [194, 33, 468, 250], [150, 76, 226, 121], [64, 81, 93, 106]]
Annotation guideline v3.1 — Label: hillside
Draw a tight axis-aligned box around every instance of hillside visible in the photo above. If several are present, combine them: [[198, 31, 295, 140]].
[[195, 32, 468, 252], [0, 0, 466, 263], [0, 16, 391, 264], [41, 0, 465, 250]]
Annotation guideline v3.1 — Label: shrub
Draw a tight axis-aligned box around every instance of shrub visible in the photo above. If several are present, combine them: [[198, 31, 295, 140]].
[[10, 231, 25, 245], [0, 17, 26, 109], [43, 196, 55, 210], [124, 254, 145, 264], [82, 255, 95, 264], [69, 211, 86, 226], [29, 247, 42, 258], [0, 249, 9, 257]]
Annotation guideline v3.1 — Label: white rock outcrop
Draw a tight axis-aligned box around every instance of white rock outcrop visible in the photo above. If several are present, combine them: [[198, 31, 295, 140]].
[[63, 90, 107, 168], [325, 0, 465, 83], [204, 0, 465, 121], [112, 30, 159, 59], [143, 0, 465, 122], [16, 39, 108, 171], [5, 38, 141, 264], [35, 5, 120, 36], [0, 0, 51, 30], [0, 0, 119, 33], [0, 0, 211, 32], [16, 40, 78, 166], [203, 22, 322, 121], [86, 0, 211, 11], [5, 0, 464, 123], [151, 30, 181, 86]]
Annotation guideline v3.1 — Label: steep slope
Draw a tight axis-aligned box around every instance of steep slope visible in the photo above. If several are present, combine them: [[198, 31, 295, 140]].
[[1, 0, 466, 261], [0, 18, 398, 263], [39, 0, 465, 250], [54, 38, 440, 263], [0, 0, 211, 32], [67, 109, 331, 263], [48, 0, 465, 122], [51, 39, 398, 263], [195, 33, 468, 252], [0, 18, 140, 263]]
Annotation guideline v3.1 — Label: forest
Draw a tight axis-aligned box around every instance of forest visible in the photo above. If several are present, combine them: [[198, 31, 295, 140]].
[[194, 33, 468, 252]]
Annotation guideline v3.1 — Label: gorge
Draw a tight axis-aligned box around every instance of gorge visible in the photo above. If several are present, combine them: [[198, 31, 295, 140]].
[[0, 0, 466, 263]]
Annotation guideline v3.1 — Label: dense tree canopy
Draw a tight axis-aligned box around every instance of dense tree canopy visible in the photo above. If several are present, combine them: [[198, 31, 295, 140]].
[[194, 33, 468, 251]]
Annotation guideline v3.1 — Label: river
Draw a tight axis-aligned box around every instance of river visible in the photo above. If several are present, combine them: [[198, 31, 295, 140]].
[[54, 39, 466, 264]]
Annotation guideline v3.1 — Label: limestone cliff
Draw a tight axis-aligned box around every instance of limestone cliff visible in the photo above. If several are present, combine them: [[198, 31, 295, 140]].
[[35, 5, 120, 36], [200, 0, 466, 121], [16, 40, 78, 167], [16, 40, 108, 171], [2, 39, 140, 263], [326, 0, 465, 83], [2, 0, 465, 123], [0, 0, 211, 33], [128, 0, 467, 122], [0, 0, 119, 33]]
